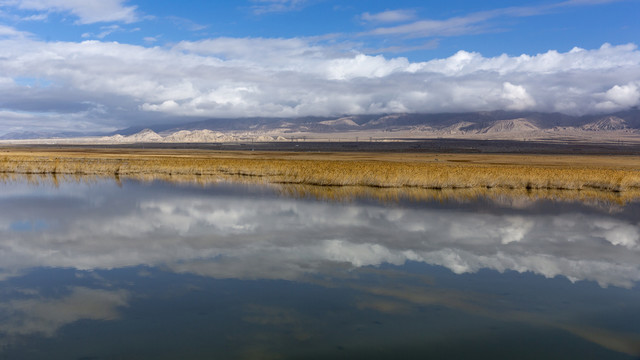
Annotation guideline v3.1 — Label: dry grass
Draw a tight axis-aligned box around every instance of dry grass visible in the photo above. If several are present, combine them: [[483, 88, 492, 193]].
[[1, 147, 639, 195]]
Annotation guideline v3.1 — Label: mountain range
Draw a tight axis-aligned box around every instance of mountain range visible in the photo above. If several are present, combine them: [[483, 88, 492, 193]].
[[112, 108, 640, 134], [2, 109, 640, 143]]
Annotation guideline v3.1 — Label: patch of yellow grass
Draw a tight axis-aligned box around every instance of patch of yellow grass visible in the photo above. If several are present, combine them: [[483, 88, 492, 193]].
[[1, 148, 639, 195]]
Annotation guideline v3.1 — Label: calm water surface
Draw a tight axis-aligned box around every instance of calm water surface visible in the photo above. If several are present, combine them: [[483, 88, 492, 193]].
[[0, 179, 639, 359]]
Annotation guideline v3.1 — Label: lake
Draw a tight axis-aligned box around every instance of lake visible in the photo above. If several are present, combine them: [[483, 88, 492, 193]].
[[0, 177, 639, 359]]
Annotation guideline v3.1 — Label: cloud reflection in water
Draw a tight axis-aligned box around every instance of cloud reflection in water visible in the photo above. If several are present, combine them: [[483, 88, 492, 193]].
[[0, 178, 638, 357], [0, 179, 638, 288]]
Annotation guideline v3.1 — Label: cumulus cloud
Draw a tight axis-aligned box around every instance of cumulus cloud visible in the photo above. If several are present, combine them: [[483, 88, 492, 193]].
[[502, 82, 536, 110], [603, 83, 640, 107], [0, 35, 639, 132], [0, 0, 139, 24]]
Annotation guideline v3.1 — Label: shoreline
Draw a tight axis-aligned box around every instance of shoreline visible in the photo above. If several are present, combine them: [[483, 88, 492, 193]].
[[5, 137, 640, 155], [1, 147, 639, 196]]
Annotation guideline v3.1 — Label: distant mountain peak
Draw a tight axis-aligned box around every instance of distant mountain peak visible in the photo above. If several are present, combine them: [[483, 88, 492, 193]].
[[478, 118, 539, 134], [127, 129, 163, 142], [318, 117, 360, 127], [582, 116, 628, 131]]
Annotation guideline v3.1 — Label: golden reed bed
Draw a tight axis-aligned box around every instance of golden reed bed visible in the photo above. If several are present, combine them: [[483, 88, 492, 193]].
[[1, 147, 640, 204]]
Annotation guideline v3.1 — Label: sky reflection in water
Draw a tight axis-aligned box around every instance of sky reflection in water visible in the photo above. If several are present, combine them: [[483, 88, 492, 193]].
[[0, 179, 638, 359]]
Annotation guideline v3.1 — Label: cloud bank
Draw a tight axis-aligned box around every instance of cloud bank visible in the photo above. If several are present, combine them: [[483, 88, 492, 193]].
[[0, 26, 640, 132]]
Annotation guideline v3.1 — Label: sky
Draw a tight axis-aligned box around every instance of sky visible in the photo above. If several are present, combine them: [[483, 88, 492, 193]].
[[0, 0, 639, 135]]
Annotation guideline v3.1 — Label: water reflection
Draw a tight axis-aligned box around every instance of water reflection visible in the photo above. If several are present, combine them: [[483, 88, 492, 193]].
[[1, 178, 638, 287], [0, 286, 129, 338], [0, 178, 638, 358]]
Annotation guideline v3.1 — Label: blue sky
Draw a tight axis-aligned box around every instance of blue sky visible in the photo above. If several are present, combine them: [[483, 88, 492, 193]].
[[0, 0, 639, 134], [6, 0, 639, 59]]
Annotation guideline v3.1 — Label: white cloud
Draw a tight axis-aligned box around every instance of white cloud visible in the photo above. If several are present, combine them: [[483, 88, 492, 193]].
[[0, 24, 29, 38], [364, 12, 493, 38], [2, 0, 139, 24], [0, 36, 639, 131], [325, 54, 410, 80], [166, 16, 208, 32], [604, 83, 640, 107], [19, 12, 46, 20], [502, 82, 536, 110], [250, 0, 309, 14], [595, 82, 640, 111], [361, 9, 416, 23], [361, 1, 627, 39], [80, 24, 124, 39]]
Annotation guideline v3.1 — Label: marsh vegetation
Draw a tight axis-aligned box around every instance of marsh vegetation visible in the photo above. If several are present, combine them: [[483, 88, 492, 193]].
[[1, 147, 639, 199]]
